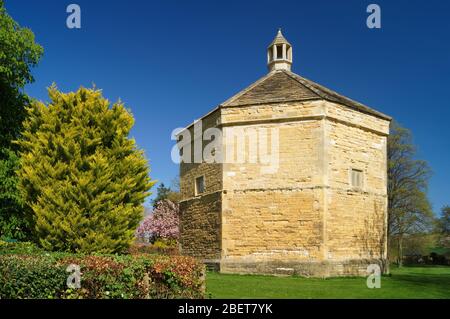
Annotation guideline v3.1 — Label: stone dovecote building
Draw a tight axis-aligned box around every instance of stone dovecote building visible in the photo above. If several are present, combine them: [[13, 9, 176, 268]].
[[178, 30, 391, 277]]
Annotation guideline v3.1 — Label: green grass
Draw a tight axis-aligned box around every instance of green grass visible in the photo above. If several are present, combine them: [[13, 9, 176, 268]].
[[206, 266, 450, 299]]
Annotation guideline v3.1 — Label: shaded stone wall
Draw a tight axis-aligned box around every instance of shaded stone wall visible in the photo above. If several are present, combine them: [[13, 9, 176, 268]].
[[179, 109, 223, 260], [179, 109, 222, 200], [179, 192, 222, 260]]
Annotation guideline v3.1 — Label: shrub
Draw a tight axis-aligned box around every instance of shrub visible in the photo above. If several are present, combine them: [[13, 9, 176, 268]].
[[16, 86, 155, 253], [0, 240, 44, 255], [136, 200, 179, 243], [128, 241, 178, 256], [0, 254, 68, 299], [0, 149, 30, 241], [0, 241, 204, 299]]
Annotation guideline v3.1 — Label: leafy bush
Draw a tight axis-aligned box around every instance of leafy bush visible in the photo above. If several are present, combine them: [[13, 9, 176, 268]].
[[0, 241, 204, 299], [0, 149, 30, 241], [128, 241, 178, 256], [16, 86, 155, 253], [153, 238, 178, 249], [136, 200, 179, 243], [0, 240, 44, 255], [0, 254, 68, 299]]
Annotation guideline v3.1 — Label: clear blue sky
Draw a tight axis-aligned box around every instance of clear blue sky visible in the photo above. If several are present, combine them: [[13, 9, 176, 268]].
[[5, 0, 450, 211]]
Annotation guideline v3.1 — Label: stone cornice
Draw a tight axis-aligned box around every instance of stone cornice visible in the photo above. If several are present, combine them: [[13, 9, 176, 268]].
[[220, 114, 389, 136]]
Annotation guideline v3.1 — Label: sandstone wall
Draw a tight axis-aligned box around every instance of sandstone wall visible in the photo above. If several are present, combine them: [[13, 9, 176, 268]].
[[220, 100, 324, 125], [324, 102, 388, 262], [179, 192, 222, 260], [179, 99, 389, 277], [220, 101, 326, 264], [219, 100, 389, 275]]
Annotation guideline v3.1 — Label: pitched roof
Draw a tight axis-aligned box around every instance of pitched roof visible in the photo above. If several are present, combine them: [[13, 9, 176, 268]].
[[221, 70, 391, 121]]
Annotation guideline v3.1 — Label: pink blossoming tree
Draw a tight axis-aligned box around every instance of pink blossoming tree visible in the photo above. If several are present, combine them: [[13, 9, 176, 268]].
[[136, 200, 179, 243]]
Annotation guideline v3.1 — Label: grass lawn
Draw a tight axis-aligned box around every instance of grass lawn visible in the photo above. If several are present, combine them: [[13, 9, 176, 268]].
[[206, 266, 450, 299]]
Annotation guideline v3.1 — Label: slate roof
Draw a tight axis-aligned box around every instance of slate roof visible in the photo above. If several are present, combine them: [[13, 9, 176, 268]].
[[269, 29, 291, 47], [221, 70, 391, 121]]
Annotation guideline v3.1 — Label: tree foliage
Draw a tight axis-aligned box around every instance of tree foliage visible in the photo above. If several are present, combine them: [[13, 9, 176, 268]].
[[0, 149, 28, 240], [136, 200, 179, 243], [437, 206, 450, 236], [0, 0, 43, 240], [152, 183, 172, 206], [387, 121, 434, 265], [17, 86, 155, 253], [151, 180, 181, 206]]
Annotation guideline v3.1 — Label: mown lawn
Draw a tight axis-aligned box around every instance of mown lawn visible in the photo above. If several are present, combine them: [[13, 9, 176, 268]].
[[206, 266, 450, 298]]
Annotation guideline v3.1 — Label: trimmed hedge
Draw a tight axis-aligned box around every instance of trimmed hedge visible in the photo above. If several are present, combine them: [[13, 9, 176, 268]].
[[128, 241, 179, 256], [0, 242, 205, 299]]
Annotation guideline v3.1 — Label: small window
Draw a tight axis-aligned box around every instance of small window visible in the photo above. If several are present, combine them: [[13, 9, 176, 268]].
[[351, 169, 363, 188], [195, 176, 205, 195], [276, 45, 283, 59]]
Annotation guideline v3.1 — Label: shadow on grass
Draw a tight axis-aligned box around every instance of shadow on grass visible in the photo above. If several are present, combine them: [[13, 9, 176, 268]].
[[388, 267, 450, 297]]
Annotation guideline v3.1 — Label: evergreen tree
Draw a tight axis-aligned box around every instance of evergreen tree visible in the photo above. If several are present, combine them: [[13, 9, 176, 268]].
[[0, 0, 43, 240], [151, 180, 182, 206], [152, 183, 172, 206], [17, 86, 155, 253]]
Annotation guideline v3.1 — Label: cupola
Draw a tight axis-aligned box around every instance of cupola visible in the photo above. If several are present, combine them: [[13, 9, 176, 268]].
[[267, 28, 292, 72]]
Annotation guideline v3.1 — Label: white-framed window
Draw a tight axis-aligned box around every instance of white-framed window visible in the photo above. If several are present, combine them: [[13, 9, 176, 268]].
[[351, 168, 363, 189], [195, 175, 205, 195]]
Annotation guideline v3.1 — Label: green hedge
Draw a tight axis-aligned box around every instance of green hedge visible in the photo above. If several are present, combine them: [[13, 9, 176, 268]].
[[0, 242, 205, 299]]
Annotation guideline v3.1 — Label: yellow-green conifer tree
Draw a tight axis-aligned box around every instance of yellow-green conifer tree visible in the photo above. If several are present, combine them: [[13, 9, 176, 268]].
[[17, 85, 155, 253]]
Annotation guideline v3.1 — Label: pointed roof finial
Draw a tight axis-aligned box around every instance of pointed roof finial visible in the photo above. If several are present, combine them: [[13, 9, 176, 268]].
[[269, 28, 291, 47]]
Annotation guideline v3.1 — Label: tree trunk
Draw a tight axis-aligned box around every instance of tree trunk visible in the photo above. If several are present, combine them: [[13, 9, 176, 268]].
[[397, 235, 403, 267]]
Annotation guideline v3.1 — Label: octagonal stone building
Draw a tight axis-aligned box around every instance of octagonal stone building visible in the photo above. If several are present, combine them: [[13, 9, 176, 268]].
[[177, 30, 391, 277]]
